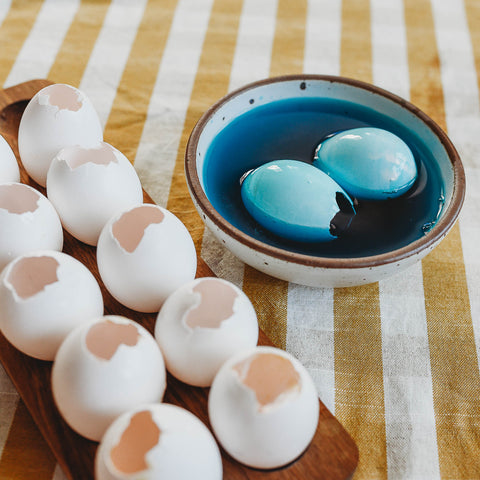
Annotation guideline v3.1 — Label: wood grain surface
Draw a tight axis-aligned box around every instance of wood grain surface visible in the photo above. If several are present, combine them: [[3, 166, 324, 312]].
[[0, 80, 358, 480]]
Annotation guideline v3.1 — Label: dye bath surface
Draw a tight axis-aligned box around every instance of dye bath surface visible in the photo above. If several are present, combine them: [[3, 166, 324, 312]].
[[203, 97, 445, 258]]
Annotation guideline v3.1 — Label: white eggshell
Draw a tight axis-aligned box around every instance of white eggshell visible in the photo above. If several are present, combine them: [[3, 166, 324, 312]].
[[208, 346, 319, 469], [0, 250, 104, 360], [46, 142, 143, 246], [18, 83, 103, 186], [0, 183, 63, 271], [95, 404, 222, 480], [52, 315, 166, 441], [97, 204, 197, 313], [155, 277, 258, 387], [0, 134, 20, 183]]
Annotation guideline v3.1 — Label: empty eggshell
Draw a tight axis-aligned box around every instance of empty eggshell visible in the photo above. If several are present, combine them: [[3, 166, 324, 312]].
[[46, 142, 143, 245], [0, 250, 104, 360], [97, 204, 197, 313], [95, 404, 222, 480], [51, 315, 166, 441], [0, 183, 63, 271], [0, 134, 20, 183], [208, 346, 319, 469], [155, 277, 258, 387], [18, 83, 103, 186]]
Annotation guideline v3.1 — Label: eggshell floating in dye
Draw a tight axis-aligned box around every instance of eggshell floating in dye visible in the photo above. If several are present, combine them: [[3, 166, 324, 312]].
[[97, 204, 197, 313], [313, 127, 418, 200], [241, 159, 356, 242], [18, 83, 103, 187], [0, 183, 63, 271], [0, 250, 104, 360], [0, 134, 20, 183], [208, 346, 319, 469], [51, 315, 166, 441], [155, 277, 258, 387], [46, 142, 143, 246], [95, 404, 222, 480]]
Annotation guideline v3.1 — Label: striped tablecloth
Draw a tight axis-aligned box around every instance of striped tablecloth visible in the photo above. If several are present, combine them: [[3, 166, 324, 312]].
[[0, 0, 479, 479]]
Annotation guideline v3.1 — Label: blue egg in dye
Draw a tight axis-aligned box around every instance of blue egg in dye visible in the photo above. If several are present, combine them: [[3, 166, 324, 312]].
[[313, 127, 418, 200], [240, 159, 356, 242]]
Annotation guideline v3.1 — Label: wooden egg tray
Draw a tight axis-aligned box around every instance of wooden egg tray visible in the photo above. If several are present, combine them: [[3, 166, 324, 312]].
[[0, 80, 358, 480]]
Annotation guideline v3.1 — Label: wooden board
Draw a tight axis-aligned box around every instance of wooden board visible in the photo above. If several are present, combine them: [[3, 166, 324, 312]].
[[0, 80, 358, 480]]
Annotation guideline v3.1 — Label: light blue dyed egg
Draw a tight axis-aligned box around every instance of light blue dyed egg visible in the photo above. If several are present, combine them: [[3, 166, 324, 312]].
[[313, 127, 418, 200], [240, 159, 355, 242]]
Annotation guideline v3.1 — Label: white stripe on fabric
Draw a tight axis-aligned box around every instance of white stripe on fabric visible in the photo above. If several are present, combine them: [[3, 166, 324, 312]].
[[200, 0, 277, 286], [371, 0, 409, 99], [371, 1, 441, 478], [133, 0, 214, 210], [0, 0, 11, 28], [430, 0, 480, 370], [379, 263, 441, 480], [304, 0, 342, 75], [4, 0, 80, 88], [286, 285, 335, 413], [228, 0, 277, 92], [79, 0, 148, 129]]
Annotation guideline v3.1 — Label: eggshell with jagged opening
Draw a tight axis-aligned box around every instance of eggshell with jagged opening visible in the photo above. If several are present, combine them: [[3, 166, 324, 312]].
[[0, 183, 63, 271], [47, 142, 143, 246], [97, 204, 197, 313], [18, 83, 103, 186], [95, 404, 222, 480], [208, 346, 319, 469], [0, 250, 103, 360], [51, 315, 166, 441], [155, 277, 258, 387]]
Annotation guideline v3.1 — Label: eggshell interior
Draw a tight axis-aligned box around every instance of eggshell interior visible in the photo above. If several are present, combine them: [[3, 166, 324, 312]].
[[185, 278, 237, 329], [7, 255, 59, 299], [0, 182, 39, 214], [112, 205, 164, 253]]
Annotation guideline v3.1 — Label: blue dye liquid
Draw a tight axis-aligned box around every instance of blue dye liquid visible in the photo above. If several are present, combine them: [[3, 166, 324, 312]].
[[203, 97, 444, 258]]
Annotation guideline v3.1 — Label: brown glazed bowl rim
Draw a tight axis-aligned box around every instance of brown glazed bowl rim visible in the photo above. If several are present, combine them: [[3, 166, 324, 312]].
[[185, 74, 465, 270]]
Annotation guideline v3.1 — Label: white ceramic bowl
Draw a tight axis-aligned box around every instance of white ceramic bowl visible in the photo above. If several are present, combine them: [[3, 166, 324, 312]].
[[185, 75, 465, 287]]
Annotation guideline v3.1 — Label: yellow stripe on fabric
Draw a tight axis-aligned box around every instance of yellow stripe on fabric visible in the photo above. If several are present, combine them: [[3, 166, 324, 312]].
[[334, 1, 387, 479], [166, 0, 243, 250], [48, 0, 111, 87], [339, 0, 372, 82], [243, 0, 307, 350], [0, 400, 56, 479], [0, 0, 43, 85], [464, 0, 480, 108], [269, 0, 307, 77], [404, 1, 480, 478], [103, 0, 178, 162]]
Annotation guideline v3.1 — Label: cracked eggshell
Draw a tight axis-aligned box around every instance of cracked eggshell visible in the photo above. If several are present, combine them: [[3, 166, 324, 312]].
[[18, 83, 103, 186], [155, 277, 258, 387], [208, 346, 319, 469], [97, 204, 197, 313], [46, 142, 143, 246], [0, 134, 20, 183], [0, 183, 63, 271], [51, 315, 166, 441], [95, 404, 222, 480], [0, 250, 104, 360]]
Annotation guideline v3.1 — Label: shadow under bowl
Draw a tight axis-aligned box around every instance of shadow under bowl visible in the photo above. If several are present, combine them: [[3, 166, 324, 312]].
[[185, 75, 465, 287]]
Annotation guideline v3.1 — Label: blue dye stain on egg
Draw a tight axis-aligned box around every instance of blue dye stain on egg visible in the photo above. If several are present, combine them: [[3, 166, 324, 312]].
[[313, 127, 418, 200], [240, 159, 356, 242]]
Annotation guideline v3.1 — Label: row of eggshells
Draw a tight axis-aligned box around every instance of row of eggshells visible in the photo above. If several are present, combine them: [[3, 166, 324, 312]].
[[0, 84, 319, 478]]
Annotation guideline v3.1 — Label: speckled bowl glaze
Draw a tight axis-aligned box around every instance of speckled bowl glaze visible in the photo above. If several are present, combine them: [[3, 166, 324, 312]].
[[185, 75, 465, 287]]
